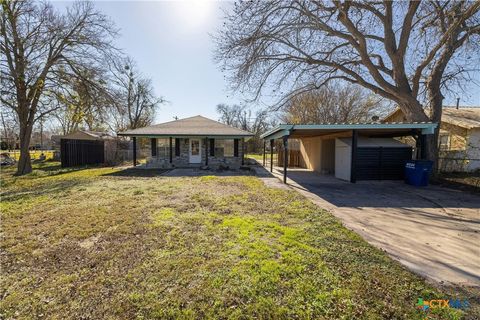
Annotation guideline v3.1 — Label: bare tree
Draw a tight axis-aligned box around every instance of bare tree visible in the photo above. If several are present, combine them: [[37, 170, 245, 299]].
[[215, 1, 480, 163], [109, 56, 164, 131], [1, 0, 117, 175], [52, 67, 112, 135], [216, 103, 239, 126], [283, 84, 387, 124], [216, 103, 274, 152]]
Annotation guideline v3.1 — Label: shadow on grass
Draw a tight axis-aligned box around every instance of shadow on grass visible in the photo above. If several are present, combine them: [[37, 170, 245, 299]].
[[3, 161, 101, 178], [103, 167, 170, 177], [1, 178, 83, 202], [103, 167, 256, 178], [431, 172, 480, 194]]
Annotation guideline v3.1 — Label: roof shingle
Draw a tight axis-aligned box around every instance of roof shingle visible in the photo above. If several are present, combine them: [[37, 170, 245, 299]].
[[118, 115, 253, 137], [442, 108, 480, 129]]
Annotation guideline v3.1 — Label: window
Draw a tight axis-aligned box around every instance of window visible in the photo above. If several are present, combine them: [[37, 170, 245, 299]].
[[157, 138, 169, 158], [439, 134, 450, 150], [215, 139, 234, 157], [156, 138, 175, 158]]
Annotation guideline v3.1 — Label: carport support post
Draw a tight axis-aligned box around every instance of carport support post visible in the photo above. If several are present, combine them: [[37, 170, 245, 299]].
[[263, 141, 266, 166], [283, 136, 288, 184], [420, 134, 427, 160], [270, 139, 274, 172], [350, 130, 357, 183], [132, 137, 137, 167]]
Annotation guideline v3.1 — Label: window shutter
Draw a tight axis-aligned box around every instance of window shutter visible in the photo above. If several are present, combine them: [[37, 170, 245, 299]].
[[151, 138, 157, 157], [234, 139, 239, 157], [209, 139, 215, 156], [175, 138, 180, 156]]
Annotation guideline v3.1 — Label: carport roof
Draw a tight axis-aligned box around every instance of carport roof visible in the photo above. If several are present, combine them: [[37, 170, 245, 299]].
[[260, 122, 437, 140]]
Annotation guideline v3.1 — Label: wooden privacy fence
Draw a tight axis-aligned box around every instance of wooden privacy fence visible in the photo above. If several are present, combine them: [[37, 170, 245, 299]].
[[277, 149, 306, 168], [60, 139, 104, 167]]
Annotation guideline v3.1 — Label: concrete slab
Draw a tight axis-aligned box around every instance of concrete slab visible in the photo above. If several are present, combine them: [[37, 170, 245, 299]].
[[257, 165, 480, 287]]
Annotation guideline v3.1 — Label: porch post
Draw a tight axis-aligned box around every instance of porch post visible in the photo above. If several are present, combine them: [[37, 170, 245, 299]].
[[270, 139, 274, 172], [169, 137, 173, 163], [132, 137, 137, 167], [263, 140, 266, 166], [241, 138, 245, 165], [205, 137, 208, 165], [151, 138, 157, 157], [350, 130, 357, 183], [283, 136, 288, 184]]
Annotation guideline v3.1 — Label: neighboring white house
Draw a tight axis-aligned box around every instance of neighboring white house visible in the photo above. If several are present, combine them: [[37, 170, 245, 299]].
[[383, 107, 480, 172]]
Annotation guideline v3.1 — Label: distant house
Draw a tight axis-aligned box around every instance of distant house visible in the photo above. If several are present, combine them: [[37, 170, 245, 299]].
[[383, 107, 480, 172], [118, 115, 254, 169]]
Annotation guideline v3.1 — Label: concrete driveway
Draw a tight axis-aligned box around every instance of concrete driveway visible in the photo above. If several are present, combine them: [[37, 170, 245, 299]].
[[261, 167, 480, 287]]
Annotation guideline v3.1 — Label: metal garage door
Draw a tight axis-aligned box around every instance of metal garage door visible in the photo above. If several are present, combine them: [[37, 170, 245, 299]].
[[355, 147, 412, 180], [60, 139, 105, 167]]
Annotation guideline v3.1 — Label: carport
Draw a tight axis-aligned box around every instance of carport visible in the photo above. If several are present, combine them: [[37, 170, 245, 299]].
[[260, 122, 437, 183]]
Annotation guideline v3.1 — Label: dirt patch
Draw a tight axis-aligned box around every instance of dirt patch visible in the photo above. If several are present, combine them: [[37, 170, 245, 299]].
[[78, 235, 100, 250]]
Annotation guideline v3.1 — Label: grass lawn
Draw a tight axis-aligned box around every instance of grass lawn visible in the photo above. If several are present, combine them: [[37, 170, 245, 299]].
[[245, 153, 263, 161], [0, 162, 472, 319]]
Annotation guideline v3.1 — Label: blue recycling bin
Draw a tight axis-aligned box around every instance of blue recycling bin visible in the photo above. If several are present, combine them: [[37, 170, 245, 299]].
[[405, 160, 434, 186]]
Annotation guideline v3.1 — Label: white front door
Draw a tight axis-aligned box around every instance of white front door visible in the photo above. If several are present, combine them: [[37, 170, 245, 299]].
[[189, 139, 202, 163]]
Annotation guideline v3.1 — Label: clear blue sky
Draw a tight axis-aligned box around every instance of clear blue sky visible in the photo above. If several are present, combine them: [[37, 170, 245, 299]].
[[87, 0, 243, 123], [53, 1, 479, 125]]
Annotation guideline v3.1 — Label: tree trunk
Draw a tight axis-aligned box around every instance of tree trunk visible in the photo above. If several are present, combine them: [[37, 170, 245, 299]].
[[16, 117, 33, 175], [425, 68, 446, 172], [426, 86, 442, 171]]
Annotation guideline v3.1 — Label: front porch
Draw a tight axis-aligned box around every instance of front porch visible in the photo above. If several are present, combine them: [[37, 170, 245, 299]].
[[132, 136, 247, 169]]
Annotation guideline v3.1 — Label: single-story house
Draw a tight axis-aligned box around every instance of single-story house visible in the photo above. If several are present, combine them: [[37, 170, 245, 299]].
[[59, 130, 115, 167], [260, 122, 437, 183], [383, 107, 480, 172], [118, 115, 253, 169]]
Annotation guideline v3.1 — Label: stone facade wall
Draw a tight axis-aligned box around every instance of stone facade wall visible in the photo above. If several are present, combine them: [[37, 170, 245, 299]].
[[146, 138, 245, 169]]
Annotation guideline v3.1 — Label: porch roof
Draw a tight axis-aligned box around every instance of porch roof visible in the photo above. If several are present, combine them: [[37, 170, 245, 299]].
[[118, 115, 253, 138], [260, 122, 438, 140]]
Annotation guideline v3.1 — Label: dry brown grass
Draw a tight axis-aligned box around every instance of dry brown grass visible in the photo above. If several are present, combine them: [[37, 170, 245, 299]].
[[0, 162, 472, 319]]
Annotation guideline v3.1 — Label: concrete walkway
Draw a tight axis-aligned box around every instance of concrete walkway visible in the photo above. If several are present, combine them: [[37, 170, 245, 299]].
[[254, 165, 480, 287]]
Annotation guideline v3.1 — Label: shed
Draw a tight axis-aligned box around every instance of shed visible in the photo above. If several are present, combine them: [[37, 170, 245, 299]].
[[335, 138, 412, 181], [60, 131, 114, 167]]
